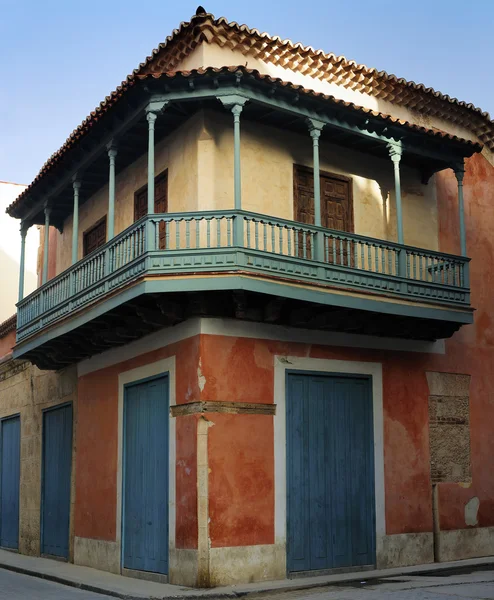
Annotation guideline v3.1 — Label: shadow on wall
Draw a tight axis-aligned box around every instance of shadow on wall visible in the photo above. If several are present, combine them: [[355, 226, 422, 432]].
[[0, 249, 36, 322]]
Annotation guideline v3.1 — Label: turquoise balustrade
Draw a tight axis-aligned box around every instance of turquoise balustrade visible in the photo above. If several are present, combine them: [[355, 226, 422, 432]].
[[16, 210, 470, 342]]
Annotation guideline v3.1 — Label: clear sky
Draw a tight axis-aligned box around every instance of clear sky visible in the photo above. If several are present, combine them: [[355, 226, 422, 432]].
[[1, 0, 493, 186]]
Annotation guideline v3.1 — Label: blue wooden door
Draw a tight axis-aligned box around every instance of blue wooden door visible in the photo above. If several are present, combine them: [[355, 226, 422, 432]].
[[287, 373, 375, 573], [41, 404, 73, 558], [123, 375, 169, 574], [0, 416, 20, 549]]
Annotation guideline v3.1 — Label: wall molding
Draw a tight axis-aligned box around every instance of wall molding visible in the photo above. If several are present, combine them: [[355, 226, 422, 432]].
[[171, 401, 276, 417]]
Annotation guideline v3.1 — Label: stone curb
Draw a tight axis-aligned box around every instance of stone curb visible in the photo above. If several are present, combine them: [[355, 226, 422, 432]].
[[0, 558, 492, 600]]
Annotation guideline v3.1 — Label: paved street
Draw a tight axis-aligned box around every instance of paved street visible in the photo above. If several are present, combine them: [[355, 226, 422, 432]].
[[1, 565, 494, 599], [0, 568, 113, 600], [252, 567, 494, 600]]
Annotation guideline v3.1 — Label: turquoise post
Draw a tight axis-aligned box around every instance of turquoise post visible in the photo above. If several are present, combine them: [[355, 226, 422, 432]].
[[107, 143, 117, 240], [18, 222, 28, 301], [454, 161, 469, 288], [388, 143, 406, 277], [42, 206, 51, 284], [146, 112, 157, 215], [72, 179, 81, 265], [217, 95, 248, 246], [454, 162, 467, 256], [307, 118, 325, 261]]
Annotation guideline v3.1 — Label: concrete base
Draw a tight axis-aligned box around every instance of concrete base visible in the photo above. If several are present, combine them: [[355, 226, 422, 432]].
[[376, 533, 434, 569], [169, 549, 198, 587], [209, 544, 286, 586], [73, 537, 120, 575], [437, 527, 494, 562]]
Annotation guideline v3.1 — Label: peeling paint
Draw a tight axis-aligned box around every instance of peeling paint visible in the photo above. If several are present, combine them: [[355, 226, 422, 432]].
[[197, 359, 206, 393], [459, 482, 472, 488], [465, 497, 480, 527]]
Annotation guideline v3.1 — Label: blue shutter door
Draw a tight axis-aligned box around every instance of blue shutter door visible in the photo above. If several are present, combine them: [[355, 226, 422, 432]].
[[123, 375, 169, 575], [41, 404, 73, 558], [286, 373, 375, 573], [0, 416, 20, 549]]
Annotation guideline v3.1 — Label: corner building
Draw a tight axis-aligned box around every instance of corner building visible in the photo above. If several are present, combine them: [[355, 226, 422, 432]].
[[3, 7, 494, 587]]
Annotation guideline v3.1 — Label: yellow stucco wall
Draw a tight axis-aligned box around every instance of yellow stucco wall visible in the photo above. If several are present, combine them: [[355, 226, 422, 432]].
[[53, 106, 439, 276], [55, 113, 201, 275], [179, 43, 477, 146], [205, 110, 439, 250]]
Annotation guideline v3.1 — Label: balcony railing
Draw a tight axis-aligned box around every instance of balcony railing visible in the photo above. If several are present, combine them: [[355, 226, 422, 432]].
[[16, 210, 470, 343]]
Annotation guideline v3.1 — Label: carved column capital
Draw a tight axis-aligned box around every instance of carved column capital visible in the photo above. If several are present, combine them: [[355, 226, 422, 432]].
[[453, 161, 465, 185], [307, 118, 325, 141], [72, 179, 82, 191], [387, 142, 402, 164], [106, 141, 118, 160], [217, 95, 249, 120]]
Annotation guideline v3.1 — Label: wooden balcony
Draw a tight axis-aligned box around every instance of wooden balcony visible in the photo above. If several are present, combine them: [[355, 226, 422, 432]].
[[14, 211, 472, 368]]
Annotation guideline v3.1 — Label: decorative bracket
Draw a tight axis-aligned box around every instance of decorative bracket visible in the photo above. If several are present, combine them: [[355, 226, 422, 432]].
[[387, 141, 403, 164], [146, 100, 169, 118], [307, 118, 325, 141], [453, 160, 465, 184], [217, 95, 249, 115]]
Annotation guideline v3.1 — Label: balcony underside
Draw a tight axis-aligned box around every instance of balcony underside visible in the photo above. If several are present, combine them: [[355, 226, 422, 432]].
[[15, 272, 472, 370]]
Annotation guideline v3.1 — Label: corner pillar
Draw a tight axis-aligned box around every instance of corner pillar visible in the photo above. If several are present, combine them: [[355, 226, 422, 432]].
[[42, 205, 51, 285], [107, 142, 118, 240], [388, 142, 406, 277], [217, 95, 249, 246], [18, 221, 29, 301], [307, 118, 325, 261], [72, 178, 81, 265], [145, 101, 168, 215]]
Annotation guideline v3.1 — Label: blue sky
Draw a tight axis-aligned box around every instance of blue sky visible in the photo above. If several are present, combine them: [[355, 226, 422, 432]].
[[1, 0, 492, 185]]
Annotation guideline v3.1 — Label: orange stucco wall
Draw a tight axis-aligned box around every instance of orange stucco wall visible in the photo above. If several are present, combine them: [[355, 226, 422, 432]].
[[75, 335, 201, 548], [0, 330, 15, 360], [73, 153, 494, 551]]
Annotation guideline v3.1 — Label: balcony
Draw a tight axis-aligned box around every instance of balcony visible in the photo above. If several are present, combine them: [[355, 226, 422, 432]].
[[14, 210, 472, 368]]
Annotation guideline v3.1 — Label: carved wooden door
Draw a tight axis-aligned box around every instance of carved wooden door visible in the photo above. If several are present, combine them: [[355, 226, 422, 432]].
[[294, 165, 353, 264], [83, 217, 107, 256], [134, 170, 168, 249]]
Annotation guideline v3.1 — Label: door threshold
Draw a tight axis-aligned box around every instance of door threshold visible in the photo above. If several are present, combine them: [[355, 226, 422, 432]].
[[121, 567, 168, 584], [289, 564, 375, 579]]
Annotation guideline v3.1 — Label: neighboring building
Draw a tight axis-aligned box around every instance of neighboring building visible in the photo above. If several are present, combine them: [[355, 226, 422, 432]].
[[0, 182, 37, 322], [1, 6, 494, 587]]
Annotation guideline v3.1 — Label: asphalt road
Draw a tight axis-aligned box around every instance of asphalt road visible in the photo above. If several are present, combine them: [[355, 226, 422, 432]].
[[0, 568, 113, 599]]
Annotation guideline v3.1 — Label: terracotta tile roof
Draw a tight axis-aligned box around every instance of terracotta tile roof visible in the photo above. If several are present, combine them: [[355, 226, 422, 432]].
[[7, 9, 487, 216], [0, 314, 16, 338], [137, 12, 494, 148]]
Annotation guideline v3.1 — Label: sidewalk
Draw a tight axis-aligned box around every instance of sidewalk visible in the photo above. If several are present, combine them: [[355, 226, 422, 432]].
[[0, 548, 493, 600]]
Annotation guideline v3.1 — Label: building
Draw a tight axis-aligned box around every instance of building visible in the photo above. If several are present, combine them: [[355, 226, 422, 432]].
[[0, 182, 37, 322], [1, 6, 494, 587]]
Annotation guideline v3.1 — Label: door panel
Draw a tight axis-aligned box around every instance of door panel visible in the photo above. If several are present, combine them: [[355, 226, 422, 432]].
[[123, 375, 169, 575], [294, 166, 353, 264], [0, 416, 20, 549], [286, 373, 375, 573], [41, 404, 72, 558], [134, 171, 168, 249]]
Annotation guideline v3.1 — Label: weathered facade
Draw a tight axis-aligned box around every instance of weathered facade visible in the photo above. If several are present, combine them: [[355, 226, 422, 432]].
[[1, 7, 494, 587]]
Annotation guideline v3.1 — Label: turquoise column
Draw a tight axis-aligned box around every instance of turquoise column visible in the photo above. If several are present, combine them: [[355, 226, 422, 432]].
[[146, 111, 157, 215], [107, 143, 117, 240], [18, 222, 29, 301], [217, 95, 248, 246], [388, 143, 406, 277], [42, 206, 51, 284], [454, 162, 467, 256], [307, 118, 325, 261], [72, 179, 81, 265], [454, 161, 469, 288]]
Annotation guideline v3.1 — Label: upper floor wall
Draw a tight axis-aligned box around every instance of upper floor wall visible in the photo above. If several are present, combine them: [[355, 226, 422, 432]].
[[177, 42, 481, 150], [51, 109, 439, 278]]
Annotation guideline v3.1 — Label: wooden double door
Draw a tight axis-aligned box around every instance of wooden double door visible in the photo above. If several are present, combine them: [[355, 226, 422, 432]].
[[134, 170, 168, 249], [293, 165, 353, 263]]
